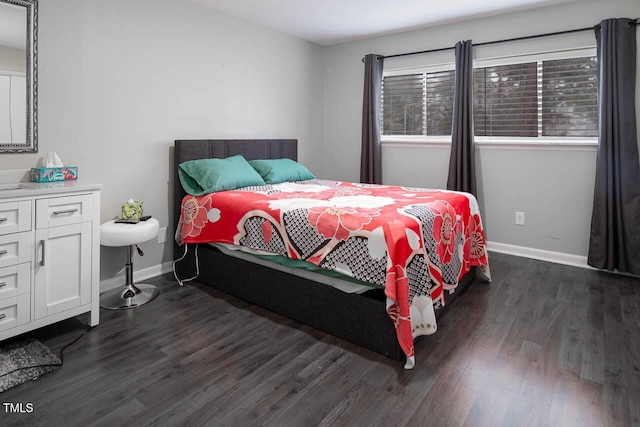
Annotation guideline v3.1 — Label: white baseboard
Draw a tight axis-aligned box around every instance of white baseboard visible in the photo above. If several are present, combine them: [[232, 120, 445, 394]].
[[486, 241, 593, 270], [100, 243, 635, 289], [100, 261, 174, 292]]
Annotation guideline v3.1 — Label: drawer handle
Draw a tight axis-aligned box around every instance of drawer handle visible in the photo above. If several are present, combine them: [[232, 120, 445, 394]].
[[53, 208, 79, 215], [0, 313, 6, 320], [0, 217, 7, 222], [0, 250, 7, 256], [40, 240, 45, 266], [0, 282, 6, 288]]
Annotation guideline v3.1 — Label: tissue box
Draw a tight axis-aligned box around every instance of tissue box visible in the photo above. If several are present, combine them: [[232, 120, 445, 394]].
[[121, 201, 143, 220], [30, 167, 78, 182]]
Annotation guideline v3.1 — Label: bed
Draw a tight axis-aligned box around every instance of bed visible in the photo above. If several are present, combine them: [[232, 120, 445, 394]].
[[172, 139, 490, 368]]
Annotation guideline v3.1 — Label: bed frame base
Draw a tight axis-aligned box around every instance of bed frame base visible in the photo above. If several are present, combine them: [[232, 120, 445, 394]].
[[175, 244, 475, 361]]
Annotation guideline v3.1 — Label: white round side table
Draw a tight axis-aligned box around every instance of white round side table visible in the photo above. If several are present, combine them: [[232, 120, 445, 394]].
[[100, 218, 160, 309]]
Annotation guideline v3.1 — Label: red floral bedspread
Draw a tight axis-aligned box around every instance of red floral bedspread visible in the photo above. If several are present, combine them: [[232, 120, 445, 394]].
[[179, 180, 490, 368]]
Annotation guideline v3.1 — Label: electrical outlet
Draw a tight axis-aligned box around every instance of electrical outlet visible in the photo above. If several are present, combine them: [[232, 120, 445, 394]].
[[515, 211, 525, 226], [158, 226, 167, 243]]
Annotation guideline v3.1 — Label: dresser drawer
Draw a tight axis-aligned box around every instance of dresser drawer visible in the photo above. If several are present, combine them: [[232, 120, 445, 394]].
[[0, 263, 30, 301], [36, 194, 93, 229], [0, 294, 30, 333], [0, 231, 33, 269], [0, 200, 32, 236]]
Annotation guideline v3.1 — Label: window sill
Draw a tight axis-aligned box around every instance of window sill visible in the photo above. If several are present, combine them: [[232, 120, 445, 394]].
[[382, 137, 598, 151], [476, 138, 597, 151], [381, 137, 450, 148]]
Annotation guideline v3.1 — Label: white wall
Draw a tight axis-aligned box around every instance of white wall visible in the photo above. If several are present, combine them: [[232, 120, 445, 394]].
[[323, 0, 640, 259], [0, 0, 324, 287]]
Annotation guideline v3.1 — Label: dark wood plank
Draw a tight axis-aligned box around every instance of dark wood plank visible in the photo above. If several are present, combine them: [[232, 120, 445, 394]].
[[2, 251, 640, 426]]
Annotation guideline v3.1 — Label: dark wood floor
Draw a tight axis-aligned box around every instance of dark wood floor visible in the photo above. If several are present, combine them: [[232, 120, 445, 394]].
[[2, 252, 640, 426]]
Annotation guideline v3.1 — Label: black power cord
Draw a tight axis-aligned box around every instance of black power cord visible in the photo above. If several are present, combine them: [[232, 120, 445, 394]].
[[0, 326, 94, 381]]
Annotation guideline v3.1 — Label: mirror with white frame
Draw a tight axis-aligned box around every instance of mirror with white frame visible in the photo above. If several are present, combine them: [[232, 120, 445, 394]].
[[0, 0, 37, 152]]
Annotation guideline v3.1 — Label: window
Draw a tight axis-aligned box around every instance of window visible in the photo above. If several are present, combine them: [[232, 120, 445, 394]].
[[473, 62, 538, 137], [425, 70, 455, 136], [382, 74, 425, 135], [382, 70, 454, 137], [381, 50, 598, 143], [541, 57, 598, 137]]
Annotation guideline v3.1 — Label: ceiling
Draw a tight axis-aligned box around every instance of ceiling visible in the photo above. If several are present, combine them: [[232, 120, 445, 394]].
[[191, 0, 582, 46]]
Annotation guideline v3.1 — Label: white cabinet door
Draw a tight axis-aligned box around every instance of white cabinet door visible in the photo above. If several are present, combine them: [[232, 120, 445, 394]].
[[34, 222, 92, 319]]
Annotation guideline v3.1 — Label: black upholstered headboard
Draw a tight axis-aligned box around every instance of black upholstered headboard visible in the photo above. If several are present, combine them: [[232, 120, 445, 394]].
[[173, 139, 297, 258]]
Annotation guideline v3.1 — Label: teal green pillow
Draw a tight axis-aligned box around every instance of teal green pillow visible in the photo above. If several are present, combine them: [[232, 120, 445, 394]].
[[178, 155, 266, 195], [248, 159, 315, 184]]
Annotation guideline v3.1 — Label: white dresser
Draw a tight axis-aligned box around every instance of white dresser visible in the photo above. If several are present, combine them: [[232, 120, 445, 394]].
[[0, 178, 101, 341]]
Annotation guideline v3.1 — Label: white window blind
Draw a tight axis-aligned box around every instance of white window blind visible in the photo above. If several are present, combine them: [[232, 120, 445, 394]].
[[541, 57, 598, 137], [381, 52, 598, 142], [473, 62, 538, 137], [382, 74, 425, 135], [425, 70, 455, 136]]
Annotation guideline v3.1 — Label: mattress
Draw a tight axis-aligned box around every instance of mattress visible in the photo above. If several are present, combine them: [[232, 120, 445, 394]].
[[212, 242, 377, 294]]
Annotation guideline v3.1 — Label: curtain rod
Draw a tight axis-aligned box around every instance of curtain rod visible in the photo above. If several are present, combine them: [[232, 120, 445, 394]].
[[362, 18, 639, 62]]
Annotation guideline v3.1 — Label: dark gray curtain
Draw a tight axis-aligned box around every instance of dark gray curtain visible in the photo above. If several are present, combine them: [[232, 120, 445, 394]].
[[588, 18, 640, 275], [447, 40, 476, 196], [361, 54, 384, 184]]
